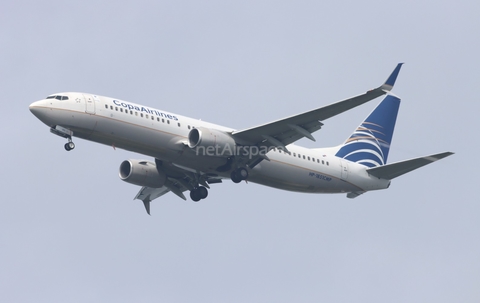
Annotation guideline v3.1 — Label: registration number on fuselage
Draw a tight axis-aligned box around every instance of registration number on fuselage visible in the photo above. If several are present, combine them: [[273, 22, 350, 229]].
[[309, 172, 332, 182]]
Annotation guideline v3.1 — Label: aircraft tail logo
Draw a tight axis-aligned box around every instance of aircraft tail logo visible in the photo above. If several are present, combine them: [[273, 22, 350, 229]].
[[335, 95, 400, 167]]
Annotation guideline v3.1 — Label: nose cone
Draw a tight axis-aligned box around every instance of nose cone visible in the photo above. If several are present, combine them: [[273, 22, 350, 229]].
[[29, 100, 52, 126], [29, 100, 45, 117]]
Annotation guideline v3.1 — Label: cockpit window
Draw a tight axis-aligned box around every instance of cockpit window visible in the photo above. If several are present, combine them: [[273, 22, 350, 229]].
[[46, 95, 69, 100]]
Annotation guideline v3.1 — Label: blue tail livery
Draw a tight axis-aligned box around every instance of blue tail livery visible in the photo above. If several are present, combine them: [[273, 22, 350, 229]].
[[335, 95, 401, 167]]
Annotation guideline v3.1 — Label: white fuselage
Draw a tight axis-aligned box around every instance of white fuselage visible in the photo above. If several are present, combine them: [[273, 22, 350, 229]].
[[29, 92, 390, 195]]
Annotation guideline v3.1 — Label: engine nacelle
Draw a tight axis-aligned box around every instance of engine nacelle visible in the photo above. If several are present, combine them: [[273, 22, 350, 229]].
[[188, 127, 236, 157], [119, 160, 166, 188]]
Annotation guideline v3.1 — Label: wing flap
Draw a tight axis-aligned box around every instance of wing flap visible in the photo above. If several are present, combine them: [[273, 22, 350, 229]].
[[367, 152, 454, 180]]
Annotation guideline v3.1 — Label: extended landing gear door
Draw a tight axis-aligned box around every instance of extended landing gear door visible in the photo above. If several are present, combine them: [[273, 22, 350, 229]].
[[83, 94, 96, 114]]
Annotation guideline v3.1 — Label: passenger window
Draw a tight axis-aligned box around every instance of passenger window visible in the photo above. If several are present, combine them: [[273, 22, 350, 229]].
[[110, 106, 113, 110], [308, 156, 310, 160], [167, 120, 170, 124], [162, 119, 165, 123], [146, 114, 148, 119], [105, 105, 108, 109], [303, 155, 305, 159], [151, 116, 154, 120], [327, 162, 329, 166], [120, 108, 123, 113], [141, 113, 143, 118], [115, 107, 118, 111], [178, 123, 181, 127], [322, 160, 325, 165], [293, 153, 296, 157]]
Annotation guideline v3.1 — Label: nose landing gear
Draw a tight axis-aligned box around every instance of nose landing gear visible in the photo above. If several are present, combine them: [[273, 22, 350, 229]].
[[50, 126, 75, 151]]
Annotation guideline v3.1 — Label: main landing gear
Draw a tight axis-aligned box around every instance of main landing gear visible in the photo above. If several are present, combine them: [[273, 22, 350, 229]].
[[190, 186, 208, 202], [230, 167, 248, 183]]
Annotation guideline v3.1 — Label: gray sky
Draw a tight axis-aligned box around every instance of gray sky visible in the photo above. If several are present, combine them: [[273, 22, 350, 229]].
[[1, 0, 478, 302]]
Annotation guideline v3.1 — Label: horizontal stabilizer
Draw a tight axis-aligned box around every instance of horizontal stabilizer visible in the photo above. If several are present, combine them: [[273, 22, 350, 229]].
[[347, 191, 365, 199], [367, 152, 454, 180]]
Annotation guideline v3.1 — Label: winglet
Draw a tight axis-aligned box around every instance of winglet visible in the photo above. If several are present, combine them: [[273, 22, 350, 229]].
[[381, 63, 404, 91], [143, 200, 151, 215]]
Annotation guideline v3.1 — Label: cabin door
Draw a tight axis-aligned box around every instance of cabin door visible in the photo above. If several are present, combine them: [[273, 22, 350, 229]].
[[83, 94, 96, 114]]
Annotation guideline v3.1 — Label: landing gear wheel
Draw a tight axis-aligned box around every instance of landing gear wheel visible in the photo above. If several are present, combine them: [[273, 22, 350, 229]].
[[64, 142, 75, 151], [237, 167, 248, 180], [198, 186, 208, 199], [190, 186, 208, 202], [231, 167, 248, 183], [230, 170, 242, 183], [190, 190, 201, 202]]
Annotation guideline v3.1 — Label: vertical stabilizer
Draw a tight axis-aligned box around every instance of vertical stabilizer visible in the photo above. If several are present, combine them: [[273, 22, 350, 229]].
[[335, 95, 401, 167]]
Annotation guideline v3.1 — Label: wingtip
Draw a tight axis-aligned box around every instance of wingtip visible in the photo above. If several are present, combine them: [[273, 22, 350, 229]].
[[422, 151, 454, 163], [438, 151, 455, 159], [382, 63, 404, 91], [143, 200, 151, 215]]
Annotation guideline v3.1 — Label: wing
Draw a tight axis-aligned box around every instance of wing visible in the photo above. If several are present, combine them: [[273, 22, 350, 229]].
[[231, 63, 403, 166], [133, 160, 223, 215]]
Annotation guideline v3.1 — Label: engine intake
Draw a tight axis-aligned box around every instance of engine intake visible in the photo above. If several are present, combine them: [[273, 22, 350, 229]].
[[188, 127, 236, 156], [119, 160, 166, 188]]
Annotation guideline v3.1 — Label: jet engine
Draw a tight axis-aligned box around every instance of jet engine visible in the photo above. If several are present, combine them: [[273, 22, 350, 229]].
[[119, 160, 166, 188], [188, 127, 236, 156]]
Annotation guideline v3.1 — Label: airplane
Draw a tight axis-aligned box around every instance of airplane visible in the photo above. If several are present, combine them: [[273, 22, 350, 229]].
[[29, 63, 453, 214]]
